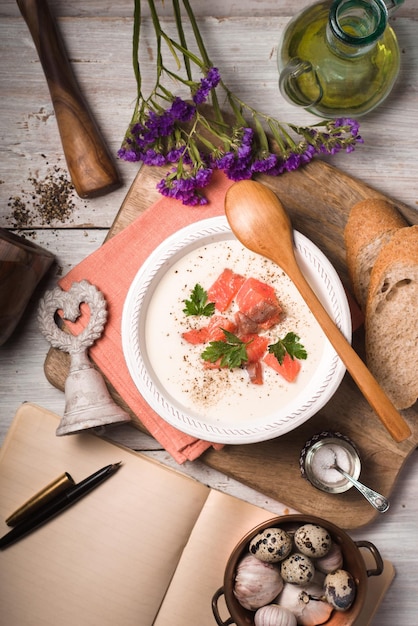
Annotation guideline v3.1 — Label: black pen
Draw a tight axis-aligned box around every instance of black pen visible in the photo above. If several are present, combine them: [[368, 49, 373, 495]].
[[0, 462, 122, 550]]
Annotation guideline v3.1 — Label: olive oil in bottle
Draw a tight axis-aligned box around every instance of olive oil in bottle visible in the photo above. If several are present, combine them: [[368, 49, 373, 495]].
[[278, 0, 402, 117]]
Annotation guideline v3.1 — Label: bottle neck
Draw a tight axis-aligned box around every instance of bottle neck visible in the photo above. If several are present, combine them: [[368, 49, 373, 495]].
[[327, 0, 388, 58]]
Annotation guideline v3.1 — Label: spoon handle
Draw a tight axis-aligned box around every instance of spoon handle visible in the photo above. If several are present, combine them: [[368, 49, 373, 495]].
[[287, 256, 411, 443], [16, 0, 121, 198], [334, 466, 390, 513]]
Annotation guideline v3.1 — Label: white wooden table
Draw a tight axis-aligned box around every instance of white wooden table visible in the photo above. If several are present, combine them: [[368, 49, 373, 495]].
[[1, 1, 417, 624]]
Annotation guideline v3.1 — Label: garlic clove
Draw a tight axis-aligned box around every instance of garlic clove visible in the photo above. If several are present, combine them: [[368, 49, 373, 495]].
[[254, 604, 297, 626], [277, 582, 333, 626], [315, 541, 344, 574], [233, 554, 284, 610]]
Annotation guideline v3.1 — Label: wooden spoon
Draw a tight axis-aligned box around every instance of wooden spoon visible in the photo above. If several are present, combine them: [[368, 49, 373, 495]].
[[17, 0, 121, 199], [225, 179, 411, 443]]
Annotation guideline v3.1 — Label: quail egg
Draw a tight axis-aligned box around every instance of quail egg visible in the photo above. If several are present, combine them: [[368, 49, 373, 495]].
[[324, 568, 356, 611], [294, 523, 332, 558], [280, 552, 315, 585], [249, 527, 293, 563]]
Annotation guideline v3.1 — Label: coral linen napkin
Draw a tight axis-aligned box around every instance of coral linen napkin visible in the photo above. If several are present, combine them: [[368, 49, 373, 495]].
[[59, 170, 234, 463]]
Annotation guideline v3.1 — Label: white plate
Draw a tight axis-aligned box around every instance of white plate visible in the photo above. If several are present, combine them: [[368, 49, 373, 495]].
[[122, 216, 351, 444]]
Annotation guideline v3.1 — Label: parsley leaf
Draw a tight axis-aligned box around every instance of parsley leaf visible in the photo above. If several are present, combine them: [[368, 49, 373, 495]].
[[268, 332, 308, 364], [183, 284, 215, 317], [201, 329, 250, 368]]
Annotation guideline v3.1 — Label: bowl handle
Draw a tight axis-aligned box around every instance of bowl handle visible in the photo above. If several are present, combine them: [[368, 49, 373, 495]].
[[355, 540, 384, 577], [212, 587, 235, 625]]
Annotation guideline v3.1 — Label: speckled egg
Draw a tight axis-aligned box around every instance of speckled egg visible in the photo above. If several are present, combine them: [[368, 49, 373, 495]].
[[280, 552, 315, 585], [294, 523, 332, 558], [324, 568, 356, 611], [249, 527, 293, 563]]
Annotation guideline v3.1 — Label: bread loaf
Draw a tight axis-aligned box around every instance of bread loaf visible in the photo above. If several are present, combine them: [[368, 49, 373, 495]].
[[365, 225, 418, 410], [344, 198, 407, 310]]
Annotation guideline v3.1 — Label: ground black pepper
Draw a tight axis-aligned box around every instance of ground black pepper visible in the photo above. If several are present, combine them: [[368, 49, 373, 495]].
[[6, 165, 77, 234]]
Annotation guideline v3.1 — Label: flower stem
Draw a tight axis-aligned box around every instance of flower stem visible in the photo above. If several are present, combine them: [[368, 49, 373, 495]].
[[173, 0, 192, 80], [181, 0, 224, 125], [119, 1, 363, 206]]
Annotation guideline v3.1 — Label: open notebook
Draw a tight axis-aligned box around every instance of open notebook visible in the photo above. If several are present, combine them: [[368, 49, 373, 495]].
[[0, 404, 393, 625]]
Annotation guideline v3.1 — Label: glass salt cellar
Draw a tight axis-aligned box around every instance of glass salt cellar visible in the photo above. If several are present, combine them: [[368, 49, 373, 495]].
[[300, 431, 361, 494], [277, 0, 404, 117]]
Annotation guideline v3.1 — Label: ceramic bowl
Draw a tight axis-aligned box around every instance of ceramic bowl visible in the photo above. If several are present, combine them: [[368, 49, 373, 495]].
[[212, 514, 383, 626]]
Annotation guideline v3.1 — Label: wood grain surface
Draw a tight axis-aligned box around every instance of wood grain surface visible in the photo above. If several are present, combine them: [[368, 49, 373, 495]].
[[44, 158, 418, 529]]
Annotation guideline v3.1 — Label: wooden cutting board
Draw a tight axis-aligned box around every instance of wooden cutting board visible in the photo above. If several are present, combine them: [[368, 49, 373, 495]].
[[44, 159, 418, 529]]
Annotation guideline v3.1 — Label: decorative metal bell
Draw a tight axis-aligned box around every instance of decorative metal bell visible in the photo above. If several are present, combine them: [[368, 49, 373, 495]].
[[38, 279, 131, 435]]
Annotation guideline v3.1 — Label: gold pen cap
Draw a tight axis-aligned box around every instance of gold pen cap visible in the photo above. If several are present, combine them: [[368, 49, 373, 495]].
[[5, 472, 75, 526]]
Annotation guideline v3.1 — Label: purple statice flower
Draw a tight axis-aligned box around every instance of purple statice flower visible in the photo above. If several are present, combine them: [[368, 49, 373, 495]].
[[118, 97, 197, 165], [194, 167, 213, 188], [117, 146, 142, 162], [193, 67, 221, 105], [281, 143, 317, 172], [334, 117, 361, 137], [284, 152, 303, 172], [301, 143, 317, 163], [156, 167, 213, 206], [215, 151, 235, 170], [141, 149, 167, 166], [250, 152, 279, 174], [169, 97, 196, 123], [166, 146, 187, 163], [216, 127, 255, 181], [145, 109, 174, 138], [224, 161, 253, 181], [330, 118, 364, 151]]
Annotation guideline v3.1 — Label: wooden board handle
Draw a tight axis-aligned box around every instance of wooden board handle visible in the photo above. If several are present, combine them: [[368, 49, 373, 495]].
[[16, 0, 121, 198]]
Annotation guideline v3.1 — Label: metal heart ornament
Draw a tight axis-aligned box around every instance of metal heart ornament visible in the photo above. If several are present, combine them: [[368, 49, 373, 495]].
[[38, 279, 131, 435]]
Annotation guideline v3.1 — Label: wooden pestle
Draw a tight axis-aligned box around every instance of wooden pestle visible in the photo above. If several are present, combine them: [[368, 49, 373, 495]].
[[16, 0, 121, 198]]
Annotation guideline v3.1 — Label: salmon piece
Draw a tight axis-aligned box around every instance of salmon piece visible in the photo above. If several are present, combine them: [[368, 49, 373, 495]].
[[263, 351, 301, 382], [207, 268, 246, 312], [183, 315, 235, 346], [245, 360, 264, 385], [203, 357, 226, 370], [239, 334, 269, 363], [234, 310, 259, 335], [182, 327, 209, 345], [235, 277, 282, 330], [206, 315, 236, 341]]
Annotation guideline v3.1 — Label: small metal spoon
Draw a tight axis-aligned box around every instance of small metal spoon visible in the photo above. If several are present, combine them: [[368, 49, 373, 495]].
[[330, 456, 390, 513]]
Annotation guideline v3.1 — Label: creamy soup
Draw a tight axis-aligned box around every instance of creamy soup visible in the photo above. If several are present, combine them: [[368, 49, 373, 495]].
[[145, 239, 328, 427]]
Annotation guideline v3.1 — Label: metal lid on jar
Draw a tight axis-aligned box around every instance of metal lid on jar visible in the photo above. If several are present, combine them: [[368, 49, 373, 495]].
[[300, 431, 361, 494]]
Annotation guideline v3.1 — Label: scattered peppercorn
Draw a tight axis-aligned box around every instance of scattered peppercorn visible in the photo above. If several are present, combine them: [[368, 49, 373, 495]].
[[6, 165, 77, 234]]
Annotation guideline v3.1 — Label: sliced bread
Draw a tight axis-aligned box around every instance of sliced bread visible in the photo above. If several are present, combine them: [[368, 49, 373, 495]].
[[365, 225, 418, 410], [344, 198, 407, 311]]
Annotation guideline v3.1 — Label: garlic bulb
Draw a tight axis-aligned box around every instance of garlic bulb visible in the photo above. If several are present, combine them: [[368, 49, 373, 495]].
[[277, 582, 333, 626], [254, 604, 297, 626], [233, 554, 284, 610]]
